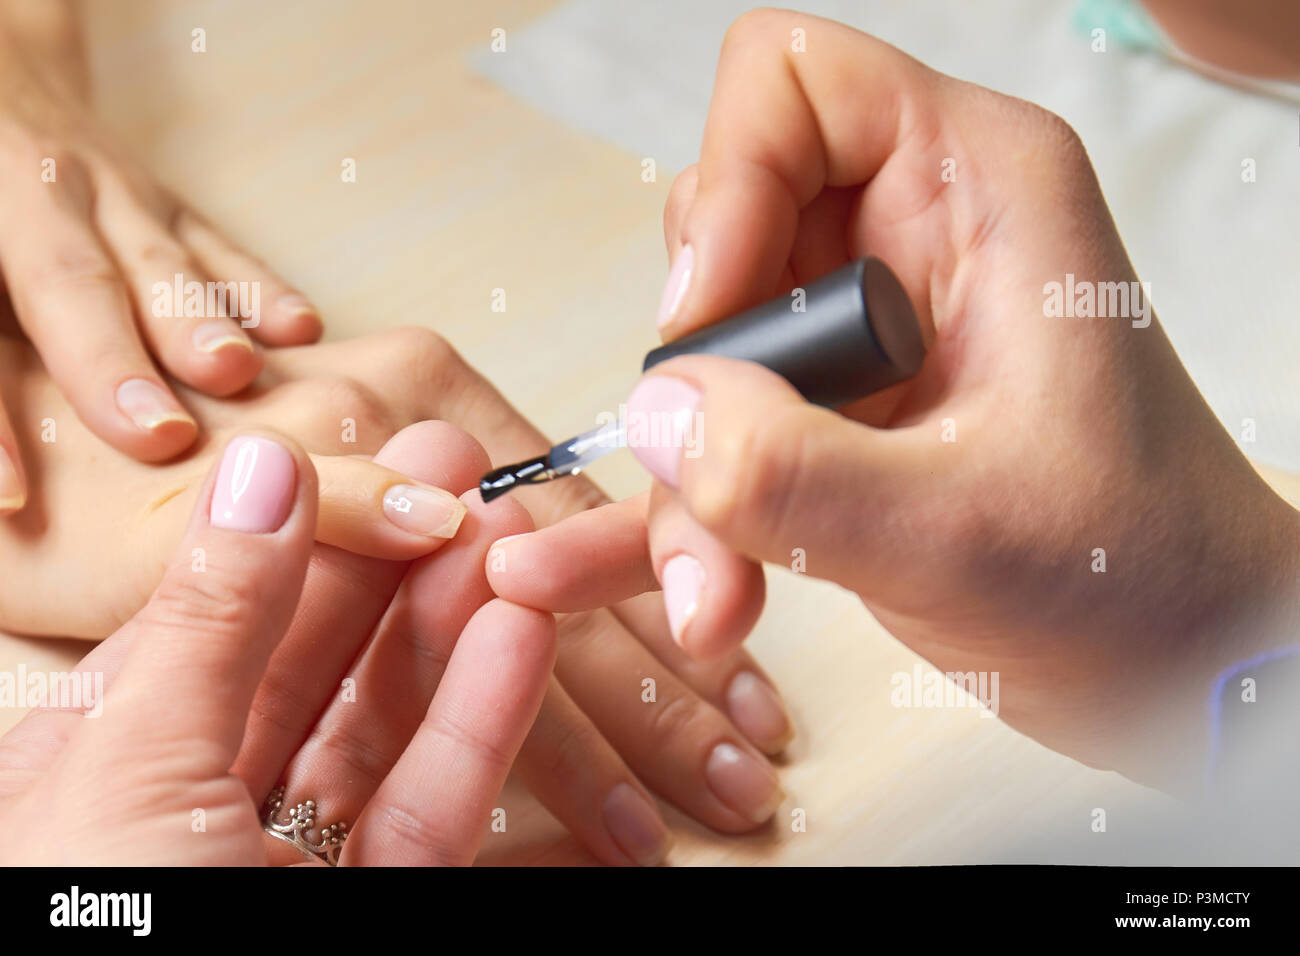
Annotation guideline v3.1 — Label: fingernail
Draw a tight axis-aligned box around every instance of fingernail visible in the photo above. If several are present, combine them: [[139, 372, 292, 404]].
[[193, 320, 254, 355], [625, 376, 701, 488], [382, 483, 467, 538], [657, 243, 694, 328], [705, 742, 784, 825], [210, 436, 297, 533], [602, 783, 671, 866], [726, 671, 794, 754], [115, 378, 196, 432], [661, 553, 704, 648], [276, 292, 318, 319], [0, 445, 24, 513]]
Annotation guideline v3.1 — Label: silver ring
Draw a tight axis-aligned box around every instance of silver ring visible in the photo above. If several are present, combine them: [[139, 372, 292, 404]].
[[261, 786, 349, 866]]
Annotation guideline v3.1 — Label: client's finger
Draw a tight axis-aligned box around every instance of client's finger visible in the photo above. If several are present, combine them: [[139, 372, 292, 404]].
[[277, 488, 673, 867], [342, 599, 555, 866], [488, 489, 785, 753], [487, 485, 766, 660], [232, 421, 488, 800], [262, 486, 533, 865], [0, 154, 197, 461], [312, 454, 466, 559], [84, 431, 316, 769], [174, 209, 323, 346], [486, 493, 658, 612]]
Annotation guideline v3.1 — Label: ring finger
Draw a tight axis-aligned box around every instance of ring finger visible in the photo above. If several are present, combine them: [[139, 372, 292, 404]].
[[93, 178, 262, 396]]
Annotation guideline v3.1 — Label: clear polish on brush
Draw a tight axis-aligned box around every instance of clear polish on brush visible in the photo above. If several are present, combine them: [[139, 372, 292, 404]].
[[479, 418, 626, 503], [479, 257, 926, 504]]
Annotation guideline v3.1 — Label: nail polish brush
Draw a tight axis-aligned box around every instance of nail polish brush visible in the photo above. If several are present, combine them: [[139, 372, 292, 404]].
[[479, 256, 926, 503]]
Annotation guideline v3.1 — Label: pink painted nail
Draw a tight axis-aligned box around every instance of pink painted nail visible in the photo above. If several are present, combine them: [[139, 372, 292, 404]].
[[661, 553, 705, 648], [625, 376, 702, 488], [657, 244, 694, 328], [210, 437, 297, 533]]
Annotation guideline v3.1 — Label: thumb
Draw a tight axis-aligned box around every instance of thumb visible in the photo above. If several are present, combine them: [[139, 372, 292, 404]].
[[88, 431, 317, 770], [626, 355, 930, 594]]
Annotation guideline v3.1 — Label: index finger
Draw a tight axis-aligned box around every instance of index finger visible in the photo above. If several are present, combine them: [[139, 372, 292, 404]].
[[664, 9, 937, 336]]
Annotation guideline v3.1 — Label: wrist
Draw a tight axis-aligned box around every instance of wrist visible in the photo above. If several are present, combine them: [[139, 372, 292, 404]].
[[1110, 477, 1300, 791]]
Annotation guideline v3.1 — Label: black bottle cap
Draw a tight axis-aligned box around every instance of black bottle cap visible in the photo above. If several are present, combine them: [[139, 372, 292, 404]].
[[642, 256, 925, 408]]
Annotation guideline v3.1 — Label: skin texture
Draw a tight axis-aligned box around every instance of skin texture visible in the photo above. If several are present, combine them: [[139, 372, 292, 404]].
[[0, 0, 323, 510], [0, 326, 790, 863], [488, 10, 1300, 793], [0, 430, 557, 865]]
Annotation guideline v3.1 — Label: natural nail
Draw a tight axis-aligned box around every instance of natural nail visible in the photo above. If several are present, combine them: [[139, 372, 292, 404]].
[[602, 783, 671, 866], [115, 378, 196, 432], [210, 436, 297, 533], [625, 376, 702, 488], [276, 292, 318, 319], [382, 483, 467, 538], [661, 553, 705, 648], [193, 320, 254, 354], [705, 742, 784, 825], [657, 244, 694, 328], [726, 671, 794, 754]]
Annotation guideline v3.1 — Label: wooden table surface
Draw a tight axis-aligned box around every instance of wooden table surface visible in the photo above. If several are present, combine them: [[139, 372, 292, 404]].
[[2, 0, 1296, 865]]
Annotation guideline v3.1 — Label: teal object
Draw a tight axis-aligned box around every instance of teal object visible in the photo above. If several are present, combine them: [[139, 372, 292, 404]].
[[1072, 0, 1167, 51]]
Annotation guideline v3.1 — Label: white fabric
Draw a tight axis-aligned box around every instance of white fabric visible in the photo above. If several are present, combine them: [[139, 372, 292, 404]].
[[474, 0, 1300, 469]]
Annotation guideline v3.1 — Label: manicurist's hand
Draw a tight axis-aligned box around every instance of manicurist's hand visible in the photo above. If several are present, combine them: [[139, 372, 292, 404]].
[[0, 0, 322, 513], [488, 9, 1300, 790], [0, 430, 554, 865]]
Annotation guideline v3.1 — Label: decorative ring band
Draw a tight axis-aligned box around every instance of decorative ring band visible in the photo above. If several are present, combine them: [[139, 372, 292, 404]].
[[261, 786, 349, 866]]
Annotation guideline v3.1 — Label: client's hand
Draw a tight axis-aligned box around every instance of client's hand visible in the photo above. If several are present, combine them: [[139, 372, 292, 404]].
[[0, 0, 323, 511], [1, 326, 789, 863], [0, 430, 553, 865]]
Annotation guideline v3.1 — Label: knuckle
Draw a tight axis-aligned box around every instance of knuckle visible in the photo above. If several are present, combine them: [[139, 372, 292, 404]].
[[371, 801, 466, 866], [691, 406, 799, 542], [424, 709, 515, 778], [27, 249, 121, 294], [555, 609, 603, 652], [1031, 106, 1086, 158], [395, 618, 452, 673], [384, 325, 458, 377], [132, 238, 200, 275], [314, 375, 393, 433], [373, 325, 469, 413], [309, 722, 398, 785], [645, 686, 709, 744], [244, 669, 317, 739], [539, 713, 606, 784], [141, 566, 261, 638]]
